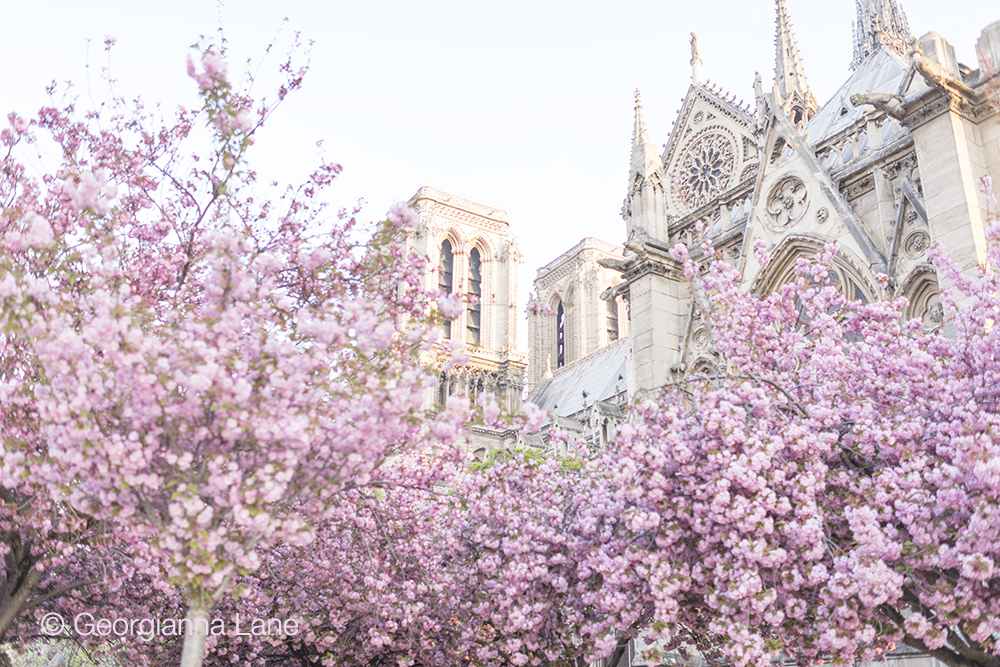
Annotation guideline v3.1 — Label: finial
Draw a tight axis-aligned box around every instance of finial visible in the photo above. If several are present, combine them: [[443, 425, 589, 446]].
[[690, 32, 703, 84]]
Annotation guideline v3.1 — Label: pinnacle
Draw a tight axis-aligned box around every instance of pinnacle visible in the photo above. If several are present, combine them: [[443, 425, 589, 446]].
[[851, 0, 912, 69], [773, 0, 818, 122], [629, 89, 660, 180]]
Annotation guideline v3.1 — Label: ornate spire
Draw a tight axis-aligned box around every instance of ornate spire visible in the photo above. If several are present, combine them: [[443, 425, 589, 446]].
[[851, 0, 912, 69], [623, 90, 663, 238], [690, 33, 703, 84], [773, 0, 818, 124], [630, 90, 660, 180]]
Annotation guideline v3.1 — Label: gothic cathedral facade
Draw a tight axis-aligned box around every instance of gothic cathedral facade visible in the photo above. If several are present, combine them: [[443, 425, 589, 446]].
[[406, 1, 1000, 461], [526, 0, 1000, 445]]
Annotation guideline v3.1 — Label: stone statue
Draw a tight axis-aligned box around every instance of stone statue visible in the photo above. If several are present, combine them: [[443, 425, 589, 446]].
[[850, 92, 907, 119], [597, 256, 629, 272], [912, 52, 974, 99]]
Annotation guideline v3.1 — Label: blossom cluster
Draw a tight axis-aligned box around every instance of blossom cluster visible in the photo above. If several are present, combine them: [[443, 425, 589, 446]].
[[599, 221, 1000, 667]]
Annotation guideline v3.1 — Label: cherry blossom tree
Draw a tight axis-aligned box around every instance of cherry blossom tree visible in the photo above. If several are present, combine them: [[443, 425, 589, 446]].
[[181, 443, 641, 667], [0, 41, 477, 667], [602, 193, 1000, 667]]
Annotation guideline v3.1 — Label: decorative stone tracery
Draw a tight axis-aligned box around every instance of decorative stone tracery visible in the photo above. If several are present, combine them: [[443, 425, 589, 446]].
[[764, 176, 808, 230], [676, 131, 737, 209], [903, 230, 930, 259]]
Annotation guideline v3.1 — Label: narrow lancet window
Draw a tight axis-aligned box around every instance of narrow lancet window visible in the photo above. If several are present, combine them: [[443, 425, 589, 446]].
[[556, 301, 566, 368], [606, 296, 619, 342], [439, 240, 454, 339], [467, 247, 482, 346]]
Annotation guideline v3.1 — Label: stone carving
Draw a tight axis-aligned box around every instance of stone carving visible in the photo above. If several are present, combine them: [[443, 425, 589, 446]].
[[739, 162, 760, 182], [849, 92, 906, 119], [905, 210, 918, 224], [904, 230, 930, 258], [841, 175, 876, 201], [432, 204, 508, 235], [904, 95, 953, 130], [765, 176, 808, 229], [927, 301, 944, 323], [911, 49, 975, 101], [692, 327, 710, 351], [884, 152, 917, 180], [816, 207, 829, 223], [677, 132, 737, 209], [693, 110, 705, 125], [961, 99, 1000, 122]]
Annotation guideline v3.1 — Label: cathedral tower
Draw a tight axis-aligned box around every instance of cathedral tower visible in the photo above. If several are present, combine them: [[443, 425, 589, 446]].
[[406, 187, 527, 451]]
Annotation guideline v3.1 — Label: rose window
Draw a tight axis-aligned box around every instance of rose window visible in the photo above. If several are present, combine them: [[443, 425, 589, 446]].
[[677, 133, 736, 209]]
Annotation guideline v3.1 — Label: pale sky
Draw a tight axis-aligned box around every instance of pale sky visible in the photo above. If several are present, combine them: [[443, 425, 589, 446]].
[[1, 0, 993, 349]]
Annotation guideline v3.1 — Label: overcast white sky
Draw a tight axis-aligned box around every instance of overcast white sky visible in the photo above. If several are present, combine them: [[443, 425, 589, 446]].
[[1, 0, 994, 349]]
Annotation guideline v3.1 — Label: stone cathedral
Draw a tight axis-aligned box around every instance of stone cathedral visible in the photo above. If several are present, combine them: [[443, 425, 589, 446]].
[[408, 0, 1000, 464], [526, 0, 1000, 457]]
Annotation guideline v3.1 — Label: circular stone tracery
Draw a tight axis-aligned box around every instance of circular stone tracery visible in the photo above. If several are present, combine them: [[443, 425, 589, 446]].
[[677, 132, 736, 209], [764, 176, 808, 230]]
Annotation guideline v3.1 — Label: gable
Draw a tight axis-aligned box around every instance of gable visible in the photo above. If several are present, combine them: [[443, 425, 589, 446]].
[[661, 84, 760, 217]]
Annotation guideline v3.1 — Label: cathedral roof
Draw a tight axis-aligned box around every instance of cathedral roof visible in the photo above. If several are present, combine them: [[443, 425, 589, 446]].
[[530, 338, 629, 419], [805, 46, 908, 145]]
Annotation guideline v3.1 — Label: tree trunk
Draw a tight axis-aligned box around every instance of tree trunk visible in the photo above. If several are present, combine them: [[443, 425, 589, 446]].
[[0, 565, 43, 640], [605, 636, 630, 667], [178, 604, 212, 667]]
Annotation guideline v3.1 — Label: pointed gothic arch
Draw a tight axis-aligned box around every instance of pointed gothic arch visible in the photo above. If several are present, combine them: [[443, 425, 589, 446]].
[[605, 291, 620, 343], [753, 235, 879, 303], [467, 245, 483, 347], [898, 266, 942, 331], [439, 238, 456, 339]]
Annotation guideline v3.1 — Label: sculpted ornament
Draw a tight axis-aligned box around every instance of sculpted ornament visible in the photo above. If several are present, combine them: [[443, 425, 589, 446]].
[[692, 327, 710, 351], [904, 230, 930, 259], [926, 301, 944, 324], [677, 131, 737, 209], [765, 176, 808, 230]]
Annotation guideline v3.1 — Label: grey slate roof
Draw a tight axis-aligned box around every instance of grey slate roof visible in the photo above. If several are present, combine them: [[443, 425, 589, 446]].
[[530, 338, 629, 418], [806, 46, 909, 146]]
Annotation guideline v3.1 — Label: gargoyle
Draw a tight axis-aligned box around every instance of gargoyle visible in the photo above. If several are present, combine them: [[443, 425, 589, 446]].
[[850, 92, 906, 119], [597, 256, 629, 272], [911, 50, 974, 100]]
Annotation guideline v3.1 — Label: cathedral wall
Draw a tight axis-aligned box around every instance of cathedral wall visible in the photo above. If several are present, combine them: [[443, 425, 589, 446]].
[[528, 238, 627, 392], [911, 109, 991, 274], [407, 187, 527, 427], [627, 267, 687, 393]]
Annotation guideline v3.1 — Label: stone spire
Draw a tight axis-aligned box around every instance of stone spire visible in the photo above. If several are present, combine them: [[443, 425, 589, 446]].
[[773, 0, 819, 124], [851, 0, 912, 69], [623, 90, 664, 239], [690, 32, 703, 84], [629, 89, 660, 181]]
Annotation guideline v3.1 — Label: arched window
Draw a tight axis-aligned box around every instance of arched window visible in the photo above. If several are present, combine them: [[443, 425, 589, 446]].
[[556, 301, 566, 368], [437, 372, 449, 405], [791, 267, 869, 337], [439, 240, 454, 339], [467, 247, 482, 346], [606, 296, 619, 342]]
